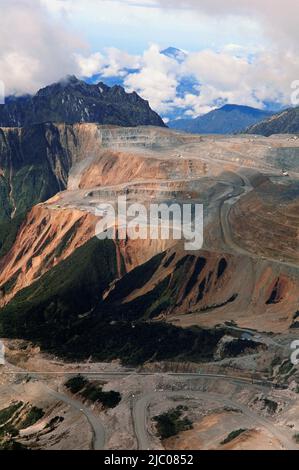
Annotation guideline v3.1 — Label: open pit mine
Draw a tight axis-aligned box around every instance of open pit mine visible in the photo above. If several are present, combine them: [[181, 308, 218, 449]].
[[0, 124, 298, 450]]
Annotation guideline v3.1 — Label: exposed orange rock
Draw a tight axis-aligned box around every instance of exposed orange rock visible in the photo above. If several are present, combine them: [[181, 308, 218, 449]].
[[0, 205, 97, 306]]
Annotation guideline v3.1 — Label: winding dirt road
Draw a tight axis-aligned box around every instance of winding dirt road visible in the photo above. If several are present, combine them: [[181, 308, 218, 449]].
[[133, 389, 297, 451], [219, 173, 299, 269], [46, 386, 106, 450], [5, 361, 106, 450]]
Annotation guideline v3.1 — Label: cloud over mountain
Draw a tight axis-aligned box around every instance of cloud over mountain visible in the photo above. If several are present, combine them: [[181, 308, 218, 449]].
[[1, 0, 298, 121], [76, 44, 299, 120], [0, 0, 82, 96]]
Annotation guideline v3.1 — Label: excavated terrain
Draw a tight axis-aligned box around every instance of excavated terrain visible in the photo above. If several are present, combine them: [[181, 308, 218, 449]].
[[0, 125, 298, 450], [1, 126, 298, 331]]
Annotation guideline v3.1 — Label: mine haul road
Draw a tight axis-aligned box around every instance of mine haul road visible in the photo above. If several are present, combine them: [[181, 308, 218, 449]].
[[133, 390, 297, 451]]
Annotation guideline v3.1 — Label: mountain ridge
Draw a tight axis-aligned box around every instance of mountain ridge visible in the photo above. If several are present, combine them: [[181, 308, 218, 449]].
[[245, 106, 299, 136], [0, 75, 166, 128], [169, 104, 273, 134]]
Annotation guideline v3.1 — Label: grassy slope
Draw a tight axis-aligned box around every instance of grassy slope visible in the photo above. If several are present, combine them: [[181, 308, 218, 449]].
[[0, 237, 118, 345], [0, 237, 224, 365]]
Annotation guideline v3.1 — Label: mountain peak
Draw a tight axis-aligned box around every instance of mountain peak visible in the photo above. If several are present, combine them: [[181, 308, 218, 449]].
[[0, 77, 166, 128], [221, 104, 248, 111], [169, 104, 273, 134], [161, 47, 187, 62], [36, 75, 88, 97], [220, 104, 269, 115], [63, 75, 81, 85]]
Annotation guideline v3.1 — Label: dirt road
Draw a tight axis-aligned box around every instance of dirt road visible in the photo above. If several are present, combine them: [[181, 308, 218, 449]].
[[219, 175, 299, 269], [133, 389, 297, 451], [46, 386, 106, 450]]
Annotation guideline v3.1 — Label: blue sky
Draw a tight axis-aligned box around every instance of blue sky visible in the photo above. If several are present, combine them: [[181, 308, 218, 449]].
[[1, 0, 298, 119], [43, 0, 263, 54]]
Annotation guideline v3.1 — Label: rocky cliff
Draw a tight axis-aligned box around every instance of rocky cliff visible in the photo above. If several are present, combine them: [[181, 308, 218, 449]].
[[0, 76, 166, 128], [0, 128, 298, 363]]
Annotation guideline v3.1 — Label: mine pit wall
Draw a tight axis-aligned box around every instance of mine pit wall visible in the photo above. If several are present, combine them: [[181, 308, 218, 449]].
[[228, 181, 299, 264], [1, 124, 298, 333], [0, 123, 188, 217], [54, 123, 191, 165], [0, 203, 297, 332], [0, 205, 98, 306], [92, 125, 189, 149], [76, 152, 208, 189], [0, 204, 175, 307], [126, 246, 299, 331], [39, 123, 210, 189], [109, 243, 299, 333]]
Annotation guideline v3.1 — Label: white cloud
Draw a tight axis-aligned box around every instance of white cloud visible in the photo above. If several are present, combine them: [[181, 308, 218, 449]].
[[75, 41, 299, 119], [0, 0, 298, 120], [173, 47, 299, 117], [75, 52, 105, 77], [76, 47, 141, 78], [185, 50, 250, 91], [101, 48, 141, 77], [156, 0, 299, 51], [0, 0, 83, 96], [124, 44, 179, 113], [51, 1, 299, 118]]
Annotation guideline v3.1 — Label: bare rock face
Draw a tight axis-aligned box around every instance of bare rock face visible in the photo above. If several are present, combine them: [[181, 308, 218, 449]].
[[0, 123, 193, 224], [0, 127, 298, 362], [228, 179, 299, 265], [0, 76, 166, 128], [0, 205, 98, 306]]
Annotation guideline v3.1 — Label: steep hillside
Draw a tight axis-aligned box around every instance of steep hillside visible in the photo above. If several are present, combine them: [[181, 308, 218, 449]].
[[0, 76, 165, 128], [0, 237, 226, 365], [1, 230, 297, 363], [246, 107, 299, 136], [0, 123, 184, 254], [0, 206, 98, 305], [169, 105, 272, 134], [0, 123, 73, 257], [0, 128, 298, 364], [0, 123, 192, 223], [0, 124, 71, 224]]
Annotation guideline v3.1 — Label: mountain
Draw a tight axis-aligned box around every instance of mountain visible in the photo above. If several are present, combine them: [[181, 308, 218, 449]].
[[82, 46, 284, 125], [0, 124, 298, 368], [0, 122, 74, 258], [0, 75, 166, 128], [245, 107, 299, 136], [0, 233, 226, 364], [168, 104, 273, 134], [0, 123, 185, 257], [161, 47, 187, 63], [0, 123, 75, 221], [1, 126, 298, 364], [85, 47, 199, 122]]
